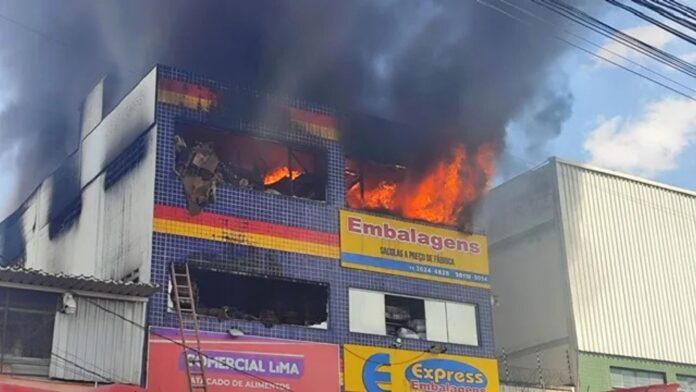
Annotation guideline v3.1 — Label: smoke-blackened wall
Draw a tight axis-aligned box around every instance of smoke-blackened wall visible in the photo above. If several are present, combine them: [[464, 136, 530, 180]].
[[0, 0, 594, 217]]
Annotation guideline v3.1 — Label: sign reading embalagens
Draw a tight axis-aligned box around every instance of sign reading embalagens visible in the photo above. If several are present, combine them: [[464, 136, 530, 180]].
[[340, 210, 490, 288], [346, 215, 482, 254]]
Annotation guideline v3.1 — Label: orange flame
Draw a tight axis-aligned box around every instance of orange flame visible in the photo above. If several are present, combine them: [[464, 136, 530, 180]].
[[346, 143, 496, 226], [264, 166, 303, 186]]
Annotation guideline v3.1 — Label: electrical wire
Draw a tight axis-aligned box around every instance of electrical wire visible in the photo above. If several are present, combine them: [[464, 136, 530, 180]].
[[532, 0, 696, 78], [50, 351, 118, 384], [474, 0, 696, 101], [51, 347, 129, 384], [536, 0, 696, 76], [606, 0, 696, 44], [343, 345, 428, 366], [495, 0, 696, 95], [630, 0, 696, 33], [82, 297, 294, 392], [656, 0, 696, 20]]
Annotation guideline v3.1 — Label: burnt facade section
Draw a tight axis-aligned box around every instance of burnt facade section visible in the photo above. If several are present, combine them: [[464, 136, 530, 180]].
[[174, 124, 327, 214], [178, 266, 329, 328], [149, 66, 495, 358]]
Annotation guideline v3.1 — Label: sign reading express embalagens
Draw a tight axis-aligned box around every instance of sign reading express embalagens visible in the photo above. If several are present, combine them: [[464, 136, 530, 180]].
[[339, 210, 489, 287], [344, 344, 499, 392]]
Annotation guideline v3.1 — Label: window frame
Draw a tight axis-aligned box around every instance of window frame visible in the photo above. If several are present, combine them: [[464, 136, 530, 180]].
[[169, 267, 331, 330], [0, 287, 58, 374], [347, 288, 479, 346], [177, 124, 328, 202], [677, 374, 696, 392], [610, 367, 667, 389]]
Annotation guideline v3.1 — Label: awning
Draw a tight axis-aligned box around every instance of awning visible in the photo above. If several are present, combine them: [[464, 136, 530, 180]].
[[0, 266, 158, 298]]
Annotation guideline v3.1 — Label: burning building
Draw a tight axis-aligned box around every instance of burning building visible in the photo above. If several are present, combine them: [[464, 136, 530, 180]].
[[0, 66, 499, 391]]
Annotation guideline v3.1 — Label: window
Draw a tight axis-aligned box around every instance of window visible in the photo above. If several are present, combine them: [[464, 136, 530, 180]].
[[176, 125, 326, 206], [0, 287, 58, 375], [173, 267, 329, 329], [348, 288, 478, 346], [345, 158, 407, 215], [610, 367, 666, 389], [678, 375, 696, 392]]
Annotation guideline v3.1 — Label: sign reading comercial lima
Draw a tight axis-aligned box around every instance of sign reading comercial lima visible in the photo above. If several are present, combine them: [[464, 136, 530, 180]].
[[339, 210, 489, 288]]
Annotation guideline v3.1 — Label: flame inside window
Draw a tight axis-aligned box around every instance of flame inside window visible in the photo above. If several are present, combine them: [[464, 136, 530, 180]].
[[346, 144, 495, 227], [176, 125, 327, 206]]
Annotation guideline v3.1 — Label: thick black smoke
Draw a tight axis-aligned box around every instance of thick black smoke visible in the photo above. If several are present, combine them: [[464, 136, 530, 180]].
[[0, 0, 592, 217]]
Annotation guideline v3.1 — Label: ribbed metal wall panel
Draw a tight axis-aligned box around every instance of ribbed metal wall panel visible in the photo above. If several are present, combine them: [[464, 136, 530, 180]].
[[556, 160, 696, 364], [50, 296, 146, 384]]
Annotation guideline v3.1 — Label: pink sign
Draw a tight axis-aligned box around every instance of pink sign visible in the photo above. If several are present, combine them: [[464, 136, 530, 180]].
[[147, 327, 339, 391]]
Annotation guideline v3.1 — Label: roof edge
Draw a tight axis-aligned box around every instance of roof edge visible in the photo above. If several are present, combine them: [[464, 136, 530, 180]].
[[0, 266, 158, 298], [551, 157, 696, 199]]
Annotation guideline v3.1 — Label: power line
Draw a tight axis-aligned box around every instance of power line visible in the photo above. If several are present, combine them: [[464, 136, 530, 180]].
[[52, 347, 129, 384], [82, 297, 294, 392], [532, 0, 696, 78], [343, 345, 427, 366], [50, 351, 118, 384], [495, 0, 696, 95], [606, 0, 696, 45], [474, 0, 696, 101], [655, 0, 696, 20], [630, 0, 696, 33]]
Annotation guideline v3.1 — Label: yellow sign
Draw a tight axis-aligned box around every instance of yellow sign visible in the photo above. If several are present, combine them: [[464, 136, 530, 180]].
[[339, 210, 489, 288], [343, 344, 499, 392]]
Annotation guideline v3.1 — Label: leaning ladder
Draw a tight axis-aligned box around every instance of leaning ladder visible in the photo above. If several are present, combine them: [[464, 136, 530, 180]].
[[170, 263, 209, 392]]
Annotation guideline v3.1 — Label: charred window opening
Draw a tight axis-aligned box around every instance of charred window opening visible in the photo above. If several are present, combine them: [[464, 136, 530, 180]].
[[345, 157, 407, 214], [385, 294, 426, 340], [346, 144, 491, 229], [183, 268, 328, 329], [174, 125, 326, 214]]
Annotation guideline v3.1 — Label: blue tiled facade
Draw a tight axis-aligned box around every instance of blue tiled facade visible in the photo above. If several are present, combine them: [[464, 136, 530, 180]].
[[147, 65, 495, 359]]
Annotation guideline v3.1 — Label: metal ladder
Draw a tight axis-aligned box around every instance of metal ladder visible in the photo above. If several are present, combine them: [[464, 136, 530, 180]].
[[170, 263, 209, 392]]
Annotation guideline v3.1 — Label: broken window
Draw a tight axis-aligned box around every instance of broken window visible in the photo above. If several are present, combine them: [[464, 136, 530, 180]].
[[175, 125, 326, 214], [345, 157, 407, 213], [180, 267, 329, 329], [345, 154, 479, 230], [385, 294, 427, 340]]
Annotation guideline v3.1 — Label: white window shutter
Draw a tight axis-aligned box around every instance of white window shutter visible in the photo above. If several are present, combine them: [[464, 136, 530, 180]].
[[424, 300, 448, 343], [446, 302, 478, 346], [349, 289, 386, 335]]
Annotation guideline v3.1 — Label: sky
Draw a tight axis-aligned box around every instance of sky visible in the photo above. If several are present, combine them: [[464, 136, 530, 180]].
[[501, 5, 696, 190], [0, 2, 695, 219]]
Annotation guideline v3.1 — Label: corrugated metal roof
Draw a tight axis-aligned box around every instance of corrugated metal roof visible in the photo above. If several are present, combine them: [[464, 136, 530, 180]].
[[0, 266, 158, 298], [554, 157, 696, 198]]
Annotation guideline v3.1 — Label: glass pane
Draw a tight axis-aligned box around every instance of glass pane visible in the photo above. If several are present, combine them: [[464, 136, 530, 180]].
[[348, 289, 386, 335], [424, 300, 448, 343], [7, 289, 58, 312], [445, 302, 478, 346], [678, 375, 696, 392], [610, 368, 666, 388], [3, 311, 54, 359]]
